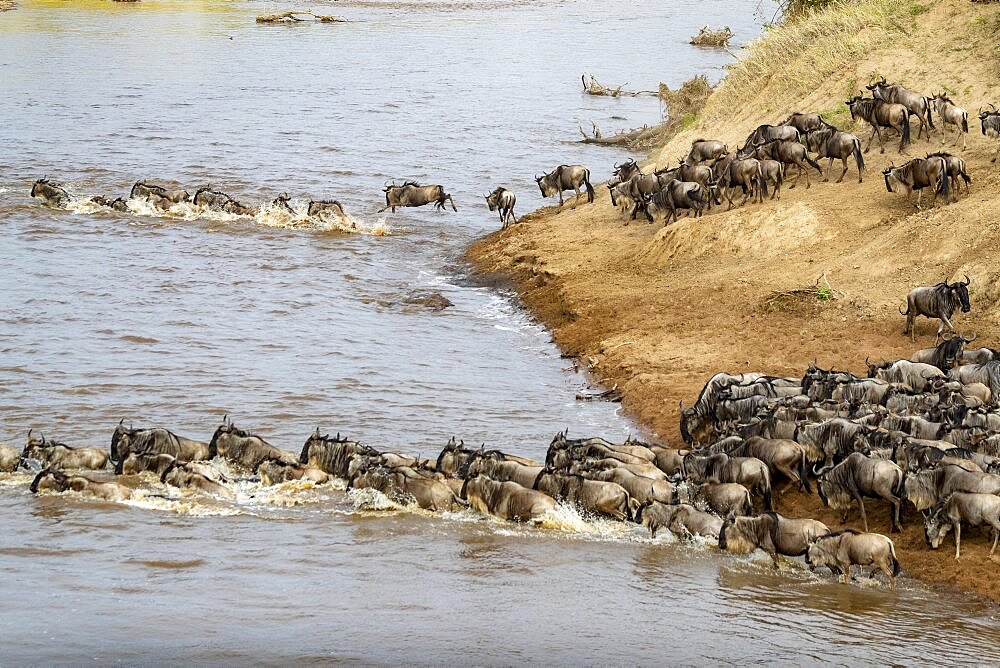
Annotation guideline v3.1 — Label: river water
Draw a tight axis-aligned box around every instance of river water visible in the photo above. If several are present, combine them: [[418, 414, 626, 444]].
[[1, 0, 998, 663]]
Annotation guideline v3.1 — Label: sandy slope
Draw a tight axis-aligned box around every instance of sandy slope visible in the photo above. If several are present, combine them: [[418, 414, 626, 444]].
[[468, 0, 1000, 602]]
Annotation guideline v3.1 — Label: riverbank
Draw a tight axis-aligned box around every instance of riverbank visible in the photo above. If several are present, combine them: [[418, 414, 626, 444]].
[[468, 0, 1000, 603]]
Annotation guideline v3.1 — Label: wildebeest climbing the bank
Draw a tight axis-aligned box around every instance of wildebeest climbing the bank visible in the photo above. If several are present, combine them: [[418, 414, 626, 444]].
[[900, 276, 971, 341]]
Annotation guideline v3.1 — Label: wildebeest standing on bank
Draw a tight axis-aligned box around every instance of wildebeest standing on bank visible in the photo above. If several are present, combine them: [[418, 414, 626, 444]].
[[30, 178, 71, 208], [686, 139, 728, 164], [535, 165, 594, 207], [924, 492, 1000, 559], [980, 104, 1000, 162], [752, 138, 823, 189], [780, 112, 824, 135], [485, 187, 516, 228], [815, 452, 904, 533], [930, 93, 968, 150], [380, 181, 457, 213], [926, 151, 971, 196], [899, 275, 971, 341], [882, 155, 950, 209], [846, 94, 911, 153], [803, 125, 865, 183], [867, 76, 934, 140]]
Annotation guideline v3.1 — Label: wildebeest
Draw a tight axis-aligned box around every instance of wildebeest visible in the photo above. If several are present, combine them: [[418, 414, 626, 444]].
[[30, 178, 71, 208], [642, 179, 707, 224], [271, 192, 296, 214], [466, 451, 542, 489], [926, 151, 971, 196], [899, 276, 971, 341], [816, 452, 904, 532], [89, 195, 130, 212], [0, 444, 20, 472], [111, 420, 211, 466], [868, 359, 944, 392], [753, 138, 824, 189], [744, 123, 800, 148], [192, 187, 255, 215], [676, 481, 753, 517], [959, 346, 1000, 366], [805, 530, 900, 588], [680, 372, 769, 444], [757, 158, 784, 199], [803, 125, 865, 183], [30, 468, 131, 501], [22, 431, 109, 471], [904, 464, 1000, 512], [980, 104, 1000, 162], [634, 501, 723, 540], [867, 76, 934, 140], [485, 186, 517, 228], [532, 470, 632, 521], [910, 333, 974, 371], [682, 452, 772, 511], [256, 458, 331, 486], [208, 419, 297, 471], [535, 165, 594, 207], [130, 181, 190, 210], [299, 429, 378, 478], [304, 199, 345, 220], [584, 466, 675, 505], [715, 156, 766, 208], [352, 462, 462, 511], [882, 157, 951, 209], [924, 492, 1000, 559], [160, 460, 234, 499], [930, 93, 968, 150], [949, 360, 1000, 397], [686, 139, 728, 165], [462, 474, 556, 523], [380, 181, 457, 213], [719, 512, 830, 565], [608, 159, 642, 187], [780, 112, 825, 135], [737, 436, 812, 493], [118, 451, 178, 477], [846, 94, 911, 153]]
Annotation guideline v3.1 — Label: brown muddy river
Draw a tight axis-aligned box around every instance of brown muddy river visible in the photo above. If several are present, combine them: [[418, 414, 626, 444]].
[[1, 0, 998, 663]]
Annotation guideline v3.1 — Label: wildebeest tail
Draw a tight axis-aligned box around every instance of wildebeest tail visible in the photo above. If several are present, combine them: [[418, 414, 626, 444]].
[[889, 539, 901, 576], [925, 98, 935, 129], [626, 496, 640, 522], [29, 469, 47, 494], [585, 170, 595, 203], [936, 158, 950, 198], [961, 112, 968, 134], [852, 137, 865, 174], [798, 449, 812, 494], [758, 170, 768, 199], [762, 472, 773, 511], [901, 113, 911, 146]]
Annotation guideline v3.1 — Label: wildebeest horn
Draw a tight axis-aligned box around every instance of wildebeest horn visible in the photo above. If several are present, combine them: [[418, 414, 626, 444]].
[[812, 462, 832, 476], [961, 274, 970, 286], [118, 418, 124, 426], [963, 332, 977, 344]]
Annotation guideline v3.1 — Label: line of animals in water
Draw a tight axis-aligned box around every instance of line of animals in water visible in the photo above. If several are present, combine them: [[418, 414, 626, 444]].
[[27, 80, 999, 231], [6, 327, 1000, 590]]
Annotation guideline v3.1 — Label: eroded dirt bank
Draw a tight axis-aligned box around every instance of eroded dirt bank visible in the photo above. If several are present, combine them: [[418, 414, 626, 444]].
[[468, 0, 1000, 602]]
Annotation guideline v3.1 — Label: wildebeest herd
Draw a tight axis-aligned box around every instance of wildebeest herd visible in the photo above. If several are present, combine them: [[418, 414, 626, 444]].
[[11, 323, 1000, 589]]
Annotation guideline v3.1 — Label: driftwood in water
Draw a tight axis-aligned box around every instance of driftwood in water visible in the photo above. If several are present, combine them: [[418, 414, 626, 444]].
[[256, 10, 346, 24], [577, 121, 649, 146], [690, 25, 734, 47], [576, 385, 622, 402], [581, 74, 657, 98]]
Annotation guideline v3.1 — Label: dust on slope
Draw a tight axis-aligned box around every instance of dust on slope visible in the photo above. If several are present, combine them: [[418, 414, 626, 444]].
[[468, 0, 1000, 602]]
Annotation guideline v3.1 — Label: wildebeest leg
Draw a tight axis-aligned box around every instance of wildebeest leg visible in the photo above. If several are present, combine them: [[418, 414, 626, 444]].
[[954, 520, 961, 560], [824, 157, 833, 182], [837, 158, 849, 183], [572, 186, 581, 208], [856, 493, 869, 532], [938, 313, 956, 340], [447, 195, 457, 212], [801, 161, 811, 189], [558, 190, 564, 207], [864, 126, 878, 153], [990, 527, 998, 557]]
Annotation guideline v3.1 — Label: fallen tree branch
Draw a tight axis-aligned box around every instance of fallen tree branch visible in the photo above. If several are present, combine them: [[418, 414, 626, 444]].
[[578, 121, 650, 146], [690, 25, 734, 47], [576, 384, 622, 402], [256, 10, 346, 23], [581, 73, 658, 98]]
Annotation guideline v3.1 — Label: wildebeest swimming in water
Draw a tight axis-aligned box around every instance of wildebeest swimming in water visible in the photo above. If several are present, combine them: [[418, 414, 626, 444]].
[[380, 181, 456, 213], [192, 186, 256, 216], [30, 468, 132, 501], [256, 458, 330, 486], [719, 512, 830, 566], [111, 420, 211, 467], [160, 460, 235, 499], [634, 501, 723, 540], [22, 430, 109, 471], [89, 195, 130, 212], [30, 178, 71, 208], [130, 180, 190, 210], [209, 417, 297, 471], [899, 275, 971, 341], [535, 165, 594, 207], [461, 474, 556, 523], [0, 444, 20, 472]]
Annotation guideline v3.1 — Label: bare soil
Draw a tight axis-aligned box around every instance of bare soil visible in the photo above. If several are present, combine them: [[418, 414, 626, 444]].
[[468, 0, 1000, 603]]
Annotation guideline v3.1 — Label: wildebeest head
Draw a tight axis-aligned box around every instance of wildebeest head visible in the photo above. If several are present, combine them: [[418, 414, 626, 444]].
[[864, 356, 892, 378], [979, 104, 1000, 134], [535, 171, 558, 197], [923, 502, 951, 548], [30, 178, 48, 198], [208, 415, 247, 458], [484, 186, 506, 211], [949, 275, 971, 313], [846, 93, 865, 120]]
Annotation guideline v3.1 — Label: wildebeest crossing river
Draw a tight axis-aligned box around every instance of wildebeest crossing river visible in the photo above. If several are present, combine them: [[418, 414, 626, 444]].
[[1, 0, 998, 663]]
